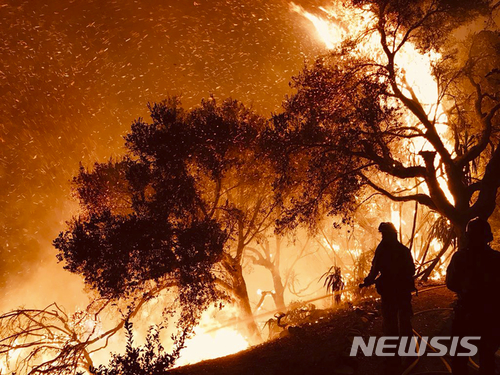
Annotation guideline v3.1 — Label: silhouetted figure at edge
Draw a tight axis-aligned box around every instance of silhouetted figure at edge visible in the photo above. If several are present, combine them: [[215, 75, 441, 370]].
[[446, 217, 500, 375], [360, 222, 416, 373]]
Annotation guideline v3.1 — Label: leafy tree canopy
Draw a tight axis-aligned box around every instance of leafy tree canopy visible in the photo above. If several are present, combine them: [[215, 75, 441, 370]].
[[54, 98, 264, 307], [264, 0, 499, 241]]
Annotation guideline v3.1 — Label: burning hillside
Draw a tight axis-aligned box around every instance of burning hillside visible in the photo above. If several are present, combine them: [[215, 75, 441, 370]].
[[1, 0, 499, 374]]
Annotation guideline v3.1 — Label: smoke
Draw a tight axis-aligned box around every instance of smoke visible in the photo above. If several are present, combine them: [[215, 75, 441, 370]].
[[0, 1, 330, 370], [0, 0, 323, 308]]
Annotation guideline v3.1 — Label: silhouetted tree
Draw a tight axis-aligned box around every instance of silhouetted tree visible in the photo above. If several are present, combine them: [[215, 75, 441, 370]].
[[248, 231, 324, 310], [246, 234, 287, 311], [90, 320, 183, 375], [54, 97, 270, 344], [212, 169, 276, 341], [0, 294, 165, 375], [265, 0, 499, 263]]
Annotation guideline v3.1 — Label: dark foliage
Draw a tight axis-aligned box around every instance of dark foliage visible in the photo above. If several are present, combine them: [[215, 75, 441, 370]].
[[263, 54, 397, 231], [54, 97, 262, 302], [320, 266, 345, 296]]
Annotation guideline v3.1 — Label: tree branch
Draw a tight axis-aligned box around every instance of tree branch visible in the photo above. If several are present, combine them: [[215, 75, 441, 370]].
[[457, 97, 500, 167], [362, 175, 437, 210]]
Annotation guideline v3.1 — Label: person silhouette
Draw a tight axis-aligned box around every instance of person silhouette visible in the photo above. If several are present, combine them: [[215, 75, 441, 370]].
[[361, 222, 416, 339], [446, 217, 500, 375]]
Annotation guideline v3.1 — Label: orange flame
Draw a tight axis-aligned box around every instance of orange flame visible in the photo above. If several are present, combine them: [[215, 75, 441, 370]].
[[291, 1, 455, 206], [176, 305, 250, 366], [290, 2, 347, 49]]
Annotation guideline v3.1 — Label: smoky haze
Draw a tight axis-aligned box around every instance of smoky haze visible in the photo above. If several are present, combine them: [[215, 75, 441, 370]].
[[0, 0, 326, 310]]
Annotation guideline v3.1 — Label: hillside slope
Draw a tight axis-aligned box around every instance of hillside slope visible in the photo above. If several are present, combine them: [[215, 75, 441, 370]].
[[168, 286, 474, 375]]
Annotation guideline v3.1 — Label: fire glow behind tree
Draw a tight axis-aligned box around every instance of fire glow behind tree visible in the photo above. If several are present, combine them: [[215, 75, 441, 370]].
[[1, 0, 499, 373], [0, 0, 321, 303], [290, 1, 458, 202]]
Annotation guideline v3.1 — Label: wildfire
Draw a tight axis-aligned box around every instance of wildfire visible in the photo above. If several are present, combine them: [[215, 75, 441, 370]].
[[176, 327, 249, 366], [290, 3, 348, 49], [292, 1, 455, 208], [176, 306, 250, 366], [291, 2, 455, 283], [291, 1, 447, 117]]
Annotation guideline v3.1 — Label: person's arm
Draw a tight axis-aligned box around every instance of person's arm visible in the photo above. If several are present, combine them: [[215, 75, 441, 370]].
[[364, 245, 382, 286]]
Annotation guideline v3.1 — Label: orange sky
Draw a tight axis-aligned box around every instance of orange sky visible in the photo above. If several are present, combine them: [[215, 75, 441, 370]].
[[0, 0, 327, 304]]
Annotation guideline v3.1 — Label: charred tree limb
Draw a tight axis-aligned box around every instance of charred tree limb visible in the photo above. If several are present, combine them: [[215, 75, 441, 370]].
[[417, 231, 454, 281], [245, 246, 272, 268], [418, 151, 459, 221], [0, 280, 176, 375], [362, 175, 437, 210], [456, 76, 500, 167], [375, 9, 475, 208], [378, 19, 453, 169], [358, 148, 427, 179]]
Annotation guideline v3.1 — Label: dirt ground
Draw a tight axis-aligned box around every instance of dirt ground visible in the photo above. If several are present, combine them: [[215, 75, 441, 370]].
[[168, 285, 498, 375]]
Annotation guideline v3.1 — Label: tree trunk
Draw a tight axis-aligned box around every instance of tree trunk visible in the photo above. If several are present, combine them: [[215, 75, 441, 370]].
[[419, 231, 454, 281], [220, 254, 262, 344], [270, 235, 286, 312], [270, 268, 286, 312], [231, 265, 262, 345]]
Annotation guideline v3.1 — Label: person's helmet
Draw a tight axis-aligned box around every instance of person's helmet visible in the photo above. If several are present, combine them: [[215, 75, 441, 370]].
[[378, 222, 398, 234], [466, 217, 493, 243]]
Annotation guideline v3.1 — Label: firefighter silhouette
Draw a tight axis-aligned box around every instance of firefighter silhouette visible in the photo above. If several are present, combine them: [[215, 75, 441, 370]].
[[446, 217, 500, 375], [361, 222, 416, 339]]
